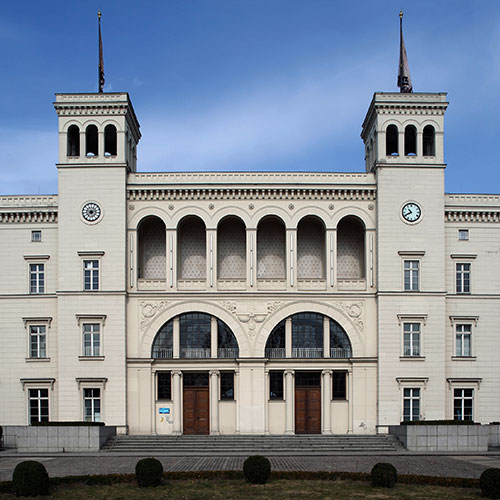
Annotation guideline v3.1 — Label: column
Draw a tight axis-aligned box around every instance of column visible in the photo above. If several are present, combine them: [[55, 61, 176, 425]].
[[323, 317, 330, 358], [326, 229, 336, 289], [210, 370, 220, 435], [210, 316, 218, 358], [366, 230, 375, 289], [151, 371, 157, 434], [285, 317, 292, 358], [235, 370, 240, 434], [322, 370, 332, 435], [398, 130, 404, 158], [79, 130, 85, 158], [98, 130, 105, 158], [347, 369, 353, 434], [284, 369, 294, 435], [264, 370, 270, 435], [246, 228, 257, 288], [173, 317, 180, 359], [286, 228, 297, 289], [417, 130, 423, 157], [172, 370, 182, 435], [206, 229, 216, 289], [166, 229, 176, 289]]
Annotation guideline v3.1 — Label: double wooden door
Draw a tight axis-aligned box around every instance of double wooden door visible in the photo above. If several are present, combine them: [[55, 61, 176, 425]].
[[183, 387, 209, 435], [295, 387, 321, 434]]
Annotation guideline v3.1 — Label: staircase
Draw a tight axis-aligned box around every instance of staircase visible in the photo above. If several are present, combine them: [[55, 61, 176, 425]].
[[102, 434, 404, 455]]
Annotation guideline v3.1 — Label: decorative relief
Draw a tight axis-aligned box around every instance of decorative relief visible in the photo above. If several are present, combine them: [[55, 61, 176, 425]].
[[220, 301, 237, 313], [208, 204, 215, 210], [331, 301, 365, 332], [168, 204, 174, 211], [248, 203, 254, 210], [288, 203, 295, 210], [267, 301, 283, 313], [129, 204, 135, 211], [328, 204, 335, 210], [368, 204, 374, 211], [139, 301, 170, 331]]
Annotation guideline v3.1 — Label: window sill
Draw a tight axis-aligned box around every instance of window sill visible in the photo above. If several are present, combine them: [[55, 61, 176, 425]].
[[269, 399, 284, 402], [400, 356, 426, 361], [25, 357, 50, 362], [451, 356, 476, 361], [78, 356, 105, 361]]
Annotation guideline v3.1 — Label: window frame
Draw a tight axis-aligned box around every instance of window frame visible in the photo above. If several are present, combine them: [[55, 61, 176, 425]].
[[403, 322, 421, 357], [76, 378, 107, 423], [447, 378, 481, 422], [269, 370, 284, 401], [28, 388, 50, 424], [450, 316, 478, 360], [31, 230, 42, 242], [83, 259, 100, 291], [23, 317, 52, 362], [76, 315, 106, 360], [453, 388, 474, 421], [332, 371, 347, 401], [458, 229, 469, 241], [83, 388, 102, 422], [396, 377, 427, 423], [156, 371, 172, 400], [455, 262, 471, 294], [403, 259, 420, 291], [220, 371, 235, 401], [20, 379, 54, 425], [403, 387, 421, 422], [398, 314, 426, 359]]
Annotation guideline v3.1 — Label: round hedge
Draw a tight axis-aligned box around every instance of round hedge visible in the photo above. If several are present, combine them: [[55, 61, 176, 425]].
[[135, 457, 164, 487], [370, 462, 397, 488], [480, 468, 500, 499], [12, 460, 49, 497], [243, 455, 271, 484]]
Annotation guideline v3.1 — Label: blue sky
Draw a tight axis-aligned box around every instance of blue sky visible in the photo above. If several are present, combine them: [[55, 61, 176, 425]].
[[1, 0, 499, 195]]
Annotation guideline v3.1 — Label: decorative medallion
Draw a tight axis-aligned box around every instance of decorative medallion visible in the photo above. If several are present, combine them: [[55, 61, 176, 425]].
[[81, 202, 102, 223], [139, 301, 170, 331], [328, 204, 335, 211]]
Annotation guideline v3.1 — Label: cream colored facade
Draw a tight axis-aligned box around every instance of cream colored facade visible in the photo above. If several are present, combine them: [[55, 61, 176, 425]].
[[1, 90, 499, 436]]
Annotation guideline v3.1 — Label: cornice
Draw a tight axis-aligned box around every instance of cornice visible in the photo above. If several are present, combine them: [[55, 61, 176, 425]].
[[0, 210, 58, 224], [445, 210, 500, 223]]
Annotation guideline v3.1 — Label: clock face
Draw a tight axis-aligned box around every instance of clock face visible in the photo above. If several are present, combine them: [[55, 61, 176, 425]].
[[402, 202, 421, 223], [82, 202, 101, 222]]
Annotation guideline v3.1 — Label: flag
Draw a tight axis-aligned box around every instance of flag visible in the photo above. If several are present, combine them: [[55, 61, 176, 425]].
[[397, 11, 412, 93], [98, 11, 105, 93]]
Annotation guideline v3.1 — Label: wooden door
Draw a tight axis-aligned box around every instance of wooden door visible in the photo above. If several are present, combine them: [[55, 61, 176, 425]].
[[295, 387, 321, 434], [183, 387, 209, 435]]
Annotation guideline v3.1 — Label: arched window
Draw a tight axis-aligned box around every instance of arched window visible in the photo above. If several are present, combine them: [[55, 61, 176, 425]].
[[217, 319, 239, 358], [217, 216, 246, 281], [151, 321, 173, 359], [337, 216, 365, 279], [180, 312, 211, 358], [330, 320, 352, 358], [386, 125, 398, 156], [104, 124, 117, 156], [85, 125, 99, 156], [67, 125, 80, 157], [265, 320, 285, 358], [177, 216, 206, 281], [138, 216, 166, 280], [257, 216, 286, 281], [423, 125, 435, 156], [292, 312, 323, 358], [404, 125, 417, 156], [297, 216, 325, 280]]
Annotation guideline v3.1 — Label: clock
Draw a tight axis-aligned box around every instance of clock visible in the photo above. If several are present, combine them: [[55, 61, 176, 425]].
[[402, 202, 421, 223], [81, 202, 102, 222]]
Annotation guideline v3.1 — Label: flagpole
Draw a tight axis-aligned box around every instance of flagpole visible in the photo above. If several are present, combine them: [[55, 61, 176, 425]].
[[98, 11, 105, 93]]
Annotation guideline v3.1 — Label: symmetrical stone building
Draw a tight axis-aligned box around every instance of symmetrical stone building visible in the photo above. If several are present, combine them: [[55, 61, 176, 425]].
[[1, 89, 499, 435]]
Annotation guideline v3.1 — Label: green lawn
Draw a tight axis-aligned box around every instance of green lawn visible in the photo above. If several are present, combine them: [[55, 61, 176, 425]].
[[0, 479, 482, 500]]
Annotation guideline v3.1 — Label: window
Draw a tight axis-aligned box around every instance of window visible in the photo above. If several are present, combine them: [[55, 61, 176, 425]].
[[157, 372, 171, 400], [456, 324, 472, 357], [104, 124, 117, 156], [404, 260, 419, 291], [220, 372, 234, 400], [386, 124, 398, 156], [179, 313, 211, 359], [31, 230, 42, 242], [67, 124, 80, 157], [269, 371, 284, 400], [404, 125, 417, 155], [403, 323, 420, 357], [83, 388, 101, 422], [84, 260, 99, 290], [29, 388, 49, 424], [30, 326, 47, 358], [456, 263, 471, 294], [454, 388, 473, 421], [403, 388, 420, 421], [85, 125, 98, 156], [332, 371, 347, 400], [423, 125, 435, 156], [30, 263, 45, 294], [458, 229, 469, 241], [83, 323, 100, 357]]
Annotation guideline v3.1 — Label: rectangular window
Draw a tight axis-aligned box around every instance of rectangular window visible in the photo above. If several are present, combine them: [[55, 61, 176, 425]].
[[404, 260, 419, 291], [332, 371, 347, 400], [29, 325, 47, 358], [456, 263, 471, 294], [269, 371, 284, 400], [403, 388, 420, 421], [220, 372, 234, 400], [84, 388, 101, 422], [157, 372, 171, 400], [454, 388, 473, 421], [29, 388, 49, 424], [83, 260, 99, 291], [83, 323, 100, 356], [31, 230, 42, 242], [30, 263, 45, 294], [458, 229, 469, 241], [403, 323, 420, 357], [456, 324, 472, 357]]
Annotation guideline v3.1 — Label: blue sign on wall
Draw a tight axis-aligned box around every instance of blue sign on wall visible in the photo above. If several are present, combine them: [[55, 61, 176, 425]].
[[159, 408, 170, 414]]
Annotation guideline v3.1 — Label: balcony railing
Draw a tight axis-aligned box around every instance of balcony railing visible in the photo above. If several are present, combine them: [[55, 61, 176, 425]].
[[180, 347, 211, 359], [137, 279, 166, 291], [292, 347, 323, 358], [152, 348, 173, 359], [337, 278, 366, 291], [330, 347, 352, 358], [217, 348, 239, 358], [265, 348, 286, 359]]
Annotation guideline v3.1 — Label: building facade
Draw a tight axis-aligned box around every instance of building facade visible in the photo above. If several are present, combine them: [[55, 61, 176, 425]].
[[1, 90, 499, 436]]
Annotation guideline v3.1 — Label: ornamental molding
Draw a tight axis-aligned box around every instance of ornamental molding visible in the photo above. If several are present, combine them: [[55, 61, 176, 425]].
[[54, 104, 130, 117], [331, 301, 365, 332], [128, 188, 376, 203], [0, 211, 58, 224], [139, 301, 170, 331], [445, 210, 500, 223]]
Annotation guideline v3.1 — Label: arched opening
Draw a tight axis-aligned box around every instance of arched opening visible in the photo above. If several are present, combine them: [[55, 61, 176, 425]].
[[386, 124, 398, 156], [265, 320, 285, 358], [297, 216, 325, 281], [180, 312, 211, 358], [330, 320, 352, 358], [337, 216, 365, 280], [67, 125, 80, 157], [151, 321, 173, 359], [257, 216, 286, 284], [177, 216, 206, 282], [404, 125, 417, 156], [104, 124, 117, 156], [292, 312, 323, 358], [423, 125, 435, 156], [137, 216, 166, 280], [217, 319, 239, 358], [85, 125, 99, 156], [217, 216, 246, 284]]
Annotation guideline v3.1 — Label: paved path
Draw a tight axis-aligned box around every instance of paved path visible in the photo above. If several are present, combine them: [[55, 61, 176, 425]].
[[0, 453, 497, 482]]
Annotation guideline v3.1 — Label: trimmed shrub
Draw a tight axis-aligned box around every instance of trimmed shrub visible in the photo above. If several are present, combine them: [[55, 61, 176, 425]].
[[370, 462, 397, 488], [480, 468, 500, 499], [243, 455, 271, 484], [12, 460, 49, 497], [135, 458, 163, 487]]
